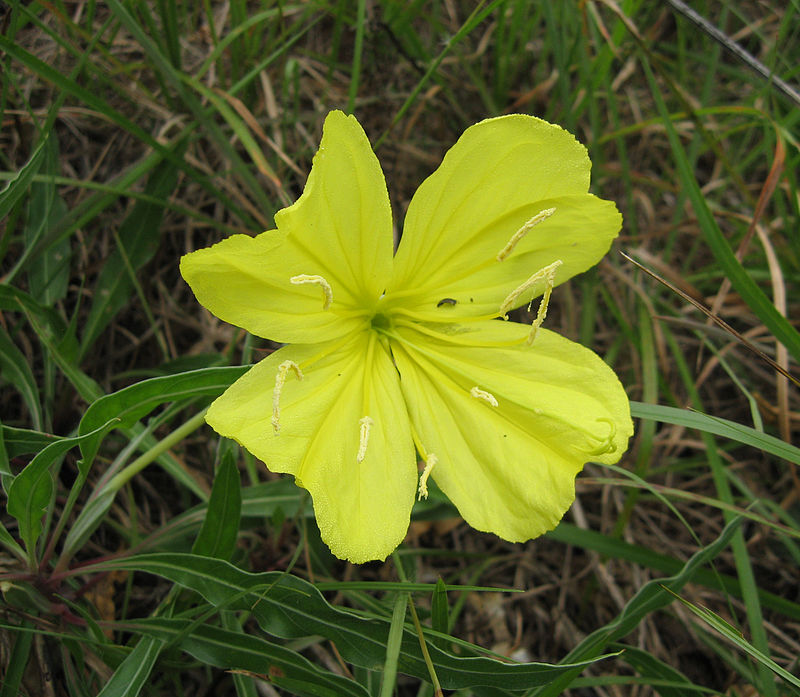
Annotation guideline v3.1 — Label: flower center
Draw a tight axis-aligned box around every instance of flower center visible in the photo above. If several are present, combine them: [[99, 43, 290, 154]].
[[370, 311, 392, 333]]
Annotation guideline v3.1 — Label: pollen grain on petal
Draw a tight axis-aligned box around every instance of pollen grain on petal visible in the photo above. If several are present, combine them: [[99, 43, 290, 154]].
[[417, 453, 438, 500], [496, 207, 557, 261], [290, 274, 333, 310], [470, 386, 498, 407], [357, 416, 374, 463], [272, 360, 304, 434]]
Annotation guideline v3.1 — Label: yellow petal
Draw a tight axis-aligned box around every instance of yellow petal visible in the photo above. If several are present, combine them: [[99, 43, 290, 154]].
[[206, 333, 416, 564], [387, 194, 621, 320], [274, 110, 394, 310], [391, 319, 632, 542], [181, 110, 393, 344], [180, 232, 367, 343], [386, 115, 620, 317]]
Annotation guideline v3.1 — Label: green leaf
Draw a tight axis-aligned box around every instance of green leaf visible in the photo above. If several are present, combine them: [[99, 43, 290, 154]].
[[0, 621, 34, 697], [0, 422, 10, 490], [77, 366, 248, 468], [96, 636, 163, 697], [192, 449, 241, 560], [0, 285, 96, 401], [94, 553, 617, 690], [532, 516, 744, 696], [127, 619, 370, 697], [81, 155, 180, 356], [0, 425, 59, 460], [6, 418, 118, 556], [0, 325, 43, 430], [0, 519, 26, 561]]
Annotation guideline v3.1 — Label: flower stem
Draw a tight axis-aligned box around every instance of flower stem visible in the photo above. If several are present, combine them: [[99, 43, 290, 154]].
[[104, 408, 208, 494]]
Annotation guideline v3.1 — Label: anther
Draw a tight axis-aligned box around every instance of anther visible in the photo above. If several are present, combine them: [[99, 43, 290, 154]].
[[418, 453, 438, 500], [272, 360, 304, 434], [496, 208, 556, 261], [290, 274, 333, 310], [357, 416, 374, 463], [470, 386, 498, 407], [499, 260, 562, 345]]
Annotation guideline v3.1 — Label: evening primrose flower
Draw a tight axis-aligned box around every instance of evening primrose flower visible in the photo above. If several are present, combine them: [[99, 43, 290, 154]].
[[181, 110, 632, 564]]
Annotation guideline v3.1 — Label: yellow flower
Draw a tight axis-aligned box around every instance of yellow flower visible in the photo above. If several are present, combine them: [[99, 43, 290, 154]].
[[181, 110, 632, 563]]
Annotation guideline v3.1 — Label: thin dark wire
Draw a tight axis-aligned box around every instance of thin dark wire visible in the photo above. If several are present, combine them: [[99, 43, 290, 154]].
[[666, 0, 800, 108]]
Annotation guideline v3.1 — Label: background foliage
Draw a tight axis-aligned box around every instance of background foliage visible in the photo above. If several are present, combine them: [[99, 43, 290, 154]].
[[1, 1, 799, 695]]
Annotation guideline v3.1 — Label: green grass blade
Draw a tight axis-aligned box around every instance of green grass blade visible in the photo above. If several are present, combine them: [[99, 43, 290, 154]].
[[80, 152, 181, 358], [667, 589, 800, 692], [23, 134, 70, 306], [630, 401, 800, 466], [0, 136, 47, 223], [380, 592, 408, 697], [642, 56, 800, 364]]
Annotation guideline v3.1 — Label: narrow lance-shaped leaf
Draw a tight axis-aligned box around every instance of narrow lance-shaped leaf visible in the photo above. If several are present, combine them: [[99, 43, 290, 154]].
[[0, 325, 43, 431], [95, 552, 619, 690], [77, 366, 248, 468], [96, 635, 164, 697], [126, 620, 370, 697], [192, 448, 242, 560], [6, 419, 118, 555]]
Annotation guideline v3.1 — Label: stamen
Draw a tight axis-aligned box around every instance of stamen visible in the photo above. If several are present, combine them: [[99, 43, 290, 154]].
[[500, 260, 562, 317], [470, 386, 498, 407], [290, 274, 333, 310], [357, 416, 374, 463], [496, 208, 557, 261], [272, 360, 304, 434], [417, 453, 438, 500], [499, 260, 562, 345]]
